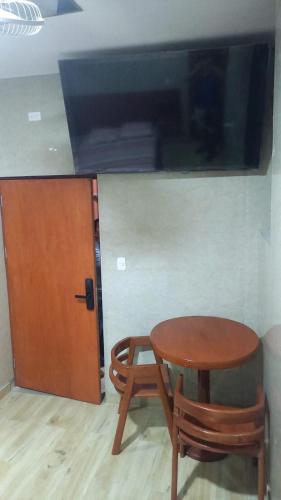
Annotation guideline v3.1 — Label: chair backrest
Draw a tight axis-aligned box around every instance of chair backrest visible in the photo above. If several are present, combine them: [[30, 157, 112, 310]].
[[174, 375, 265, 447], [109, 336, 162, 392]]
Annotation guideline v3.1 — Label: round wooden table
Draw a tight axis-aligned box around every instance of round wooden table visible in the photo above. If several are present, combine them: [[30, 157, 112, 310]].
[[150, 316, 260, 461]]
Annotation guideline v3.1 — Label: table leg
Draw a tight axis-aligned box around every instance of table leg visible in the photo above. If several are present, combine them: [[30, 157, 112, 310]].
[[184, 369, 226, 462], [198, 370, 210, 403], [157, 368, 173, 439]]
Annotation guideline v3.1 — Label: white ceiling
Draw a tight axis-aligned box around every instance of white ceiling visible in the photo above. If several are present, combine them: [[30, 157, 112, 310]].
[[0, 0, 275, 79]]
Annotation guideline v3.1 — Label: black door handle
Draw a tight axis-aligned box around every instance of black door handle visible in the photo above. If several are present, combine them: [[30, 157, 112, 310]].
[[75, 278, 95, 310]]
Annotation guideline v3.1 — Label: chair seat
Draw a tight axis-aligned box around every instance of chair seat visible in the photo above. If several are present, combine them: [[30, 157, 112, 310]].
[[115, 364, 173, 398], [133, 365, 173, 398]]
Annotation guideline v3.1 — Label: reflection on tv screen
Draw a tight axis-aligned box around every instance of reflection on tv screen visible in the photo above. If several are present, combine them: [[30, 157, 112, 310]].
[[60, 42, 271, 174]]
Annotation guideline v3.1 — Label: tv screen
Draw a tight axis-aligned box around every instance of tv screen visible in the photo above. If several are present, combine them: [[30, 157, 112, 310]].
[[59, 41, 272, 174]]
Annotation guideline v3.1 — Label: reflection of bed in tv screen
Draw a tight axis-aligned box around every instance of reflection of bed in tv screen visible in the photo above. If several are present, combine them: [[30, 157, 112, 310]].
[[59, 40, 272, 174], [74, 90, 180, 173]]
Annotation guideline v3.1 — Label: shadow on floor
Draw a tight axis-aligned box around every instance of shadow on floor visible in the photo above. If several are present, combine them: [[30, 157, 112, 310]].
[[124, 404, 258, 497], [176, 458, 257, 498]]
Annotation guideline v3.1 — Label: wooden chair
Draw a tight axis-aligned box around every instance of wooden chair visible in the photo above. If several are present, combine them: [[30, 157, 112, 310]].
[[171, 375, 265, 500], [109, 336, 173, 455]]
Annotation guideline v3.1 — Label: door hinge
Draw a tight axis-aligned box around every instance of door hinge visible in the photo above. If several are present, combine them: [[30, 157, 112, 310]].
[[13, 358, 16, 370], [4, 246, 7, 260], [0, 195, 3, 209]]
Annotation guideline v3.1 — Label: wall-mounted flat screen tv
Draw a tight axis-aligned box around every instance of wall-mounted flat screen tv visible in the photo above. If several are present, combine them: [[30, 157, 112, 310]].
[[60, 40, 272, 174]]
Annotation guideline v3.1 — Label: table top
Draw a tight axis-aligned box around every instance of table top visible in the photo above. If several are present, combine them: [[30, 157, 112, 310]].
[[150, 316, 259, 370]]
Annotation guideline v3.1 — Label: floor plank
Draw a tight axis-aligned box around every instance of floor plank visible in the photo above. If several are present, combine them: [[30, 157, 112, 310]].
[[0, 389, 260, 500]]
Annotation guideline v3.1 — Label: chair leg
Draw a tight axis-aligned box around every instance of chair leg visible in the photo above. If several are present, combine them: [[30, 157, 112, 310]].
[[157, 371, 173, 438], [112, 393, 132, 455], [179, 408, 185, 457], [118, 396, 123, 414], [171, 424, 179, 500], [112, 377, 134, 455], [257, 445, 265, 500]]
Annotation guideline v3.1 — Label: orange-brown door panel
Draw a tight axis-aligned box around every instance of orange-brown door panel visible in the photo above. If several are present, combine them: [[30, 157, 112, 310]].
[[0, 179, 101, 404]]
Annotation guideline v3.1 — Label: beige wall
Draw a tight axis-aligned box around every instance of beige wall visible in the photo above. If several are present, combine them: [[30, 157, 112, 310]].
[[0, 75, 74, 177], [263, 2, 281, 498], [98, 172, 267, 400]]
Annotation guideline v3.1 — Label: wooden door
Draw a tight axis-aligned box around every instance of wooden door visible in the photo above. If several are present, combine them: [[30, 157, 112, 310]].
[[0, 179, 101, 404]]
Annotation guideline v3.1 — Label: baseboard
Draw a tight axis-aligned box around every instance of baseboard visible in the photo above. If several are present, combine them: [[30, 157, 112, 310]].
[[0, 380, 14, 400]]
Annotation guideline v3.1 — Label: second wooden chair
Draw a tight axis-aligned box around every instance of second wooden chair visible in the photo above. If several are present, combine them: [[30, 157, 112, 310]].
[[171, 375, 265, 500], [109, 336, 173, 455]]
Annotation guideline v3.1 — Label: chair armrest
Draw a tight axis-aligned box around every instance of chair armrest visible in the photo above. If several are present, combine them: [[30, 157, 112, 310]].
[[130, 336, 151, 347]]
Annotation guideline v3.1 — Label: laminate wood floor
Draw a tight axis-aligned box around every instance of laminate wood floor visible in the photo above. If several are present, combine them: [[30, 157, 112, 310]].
[[0, 388, 260, 500]]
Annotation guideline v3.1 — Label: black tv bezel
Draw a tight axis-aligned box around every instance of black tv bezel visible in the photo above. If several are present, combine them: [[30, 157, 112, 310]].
[[59, 33, 274, 176]]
